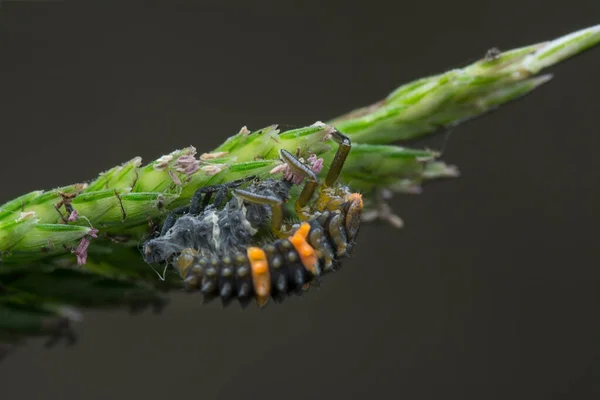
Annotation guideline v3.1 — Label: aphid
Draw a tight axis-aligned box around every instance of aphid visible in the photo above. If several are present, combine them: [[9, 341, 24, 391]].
[[142, 128, 363, 308]]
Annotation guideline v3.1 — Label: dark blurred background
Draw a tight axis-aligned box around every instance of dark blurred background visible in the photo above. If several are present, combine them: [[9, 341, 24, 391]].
[[1, 1, 599, 399]]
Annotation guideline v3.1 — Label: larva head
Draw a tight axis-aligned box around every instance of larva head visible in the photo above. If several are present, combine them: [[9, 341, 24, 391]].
[[143, 237, 175, 264], [344, 192, 363, 242]]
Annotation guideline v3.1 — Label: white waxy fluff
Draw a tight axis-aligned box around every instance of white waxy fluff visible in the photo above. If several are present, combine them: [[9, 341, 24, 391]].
[[209, 211, 220, 250], [240, 202, 258, 236]]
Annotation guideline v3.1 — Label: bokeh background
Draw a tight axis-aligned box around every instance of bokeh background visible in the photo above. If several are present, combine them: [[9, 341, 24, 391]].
[[1, 1, 599, 399]]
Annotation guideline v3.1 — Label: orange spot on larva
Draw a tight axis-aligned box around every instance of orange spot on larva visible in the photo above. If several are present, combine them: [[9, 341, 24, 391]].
[[289, 222, 319, 276], [247, 246, 270, 307], [296, 222, 311, 238], [248, 247, 264, 260], [300, 246, 313, 257]]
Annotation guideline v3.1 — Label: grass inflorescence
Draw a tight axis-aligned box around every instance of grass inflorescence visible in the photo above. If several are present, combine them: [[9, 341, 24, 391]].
[[0, 24, 598, 351]]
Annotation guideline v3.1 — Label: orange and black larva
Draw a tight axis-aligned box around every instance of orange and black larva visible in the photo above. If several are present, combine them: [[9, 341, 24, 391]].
[[142, 127, 363, 307]]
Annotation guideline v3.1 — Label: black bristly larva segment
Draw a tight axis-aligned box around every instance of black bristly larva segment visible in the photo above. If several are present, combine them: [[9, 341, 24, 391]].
[[145, 183, 363, 308], [307, 219, 337, 273], [173, 241, 305, 307], [169, 207, 360, 308]]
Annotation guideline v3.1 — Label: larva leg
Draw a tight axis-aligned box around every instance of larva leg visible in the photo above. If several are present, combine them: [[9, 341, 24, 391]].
[[233, 189, 285, 238], [279, 149, 318, 211], [189, 175, 257, 215], [324, 129, 351, 187], [160, 205, 190, 236]]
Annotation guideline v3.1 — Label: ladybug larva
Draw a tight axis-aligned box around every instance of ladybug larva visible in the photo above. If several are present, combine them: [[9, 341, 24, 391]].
[[142, 127, 363, 308]]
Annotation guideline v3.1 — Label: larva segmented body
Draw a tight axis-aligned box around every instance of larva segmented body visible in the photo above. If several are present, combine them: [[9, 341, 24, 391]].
[[173, 201, 361, 307]]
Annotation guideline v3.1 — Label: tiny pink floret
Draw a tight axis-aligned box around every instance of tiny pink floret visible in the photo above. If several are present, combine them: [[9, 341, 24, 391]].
[[73, 228, 99, 266], [67, 210, 79, 222]]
